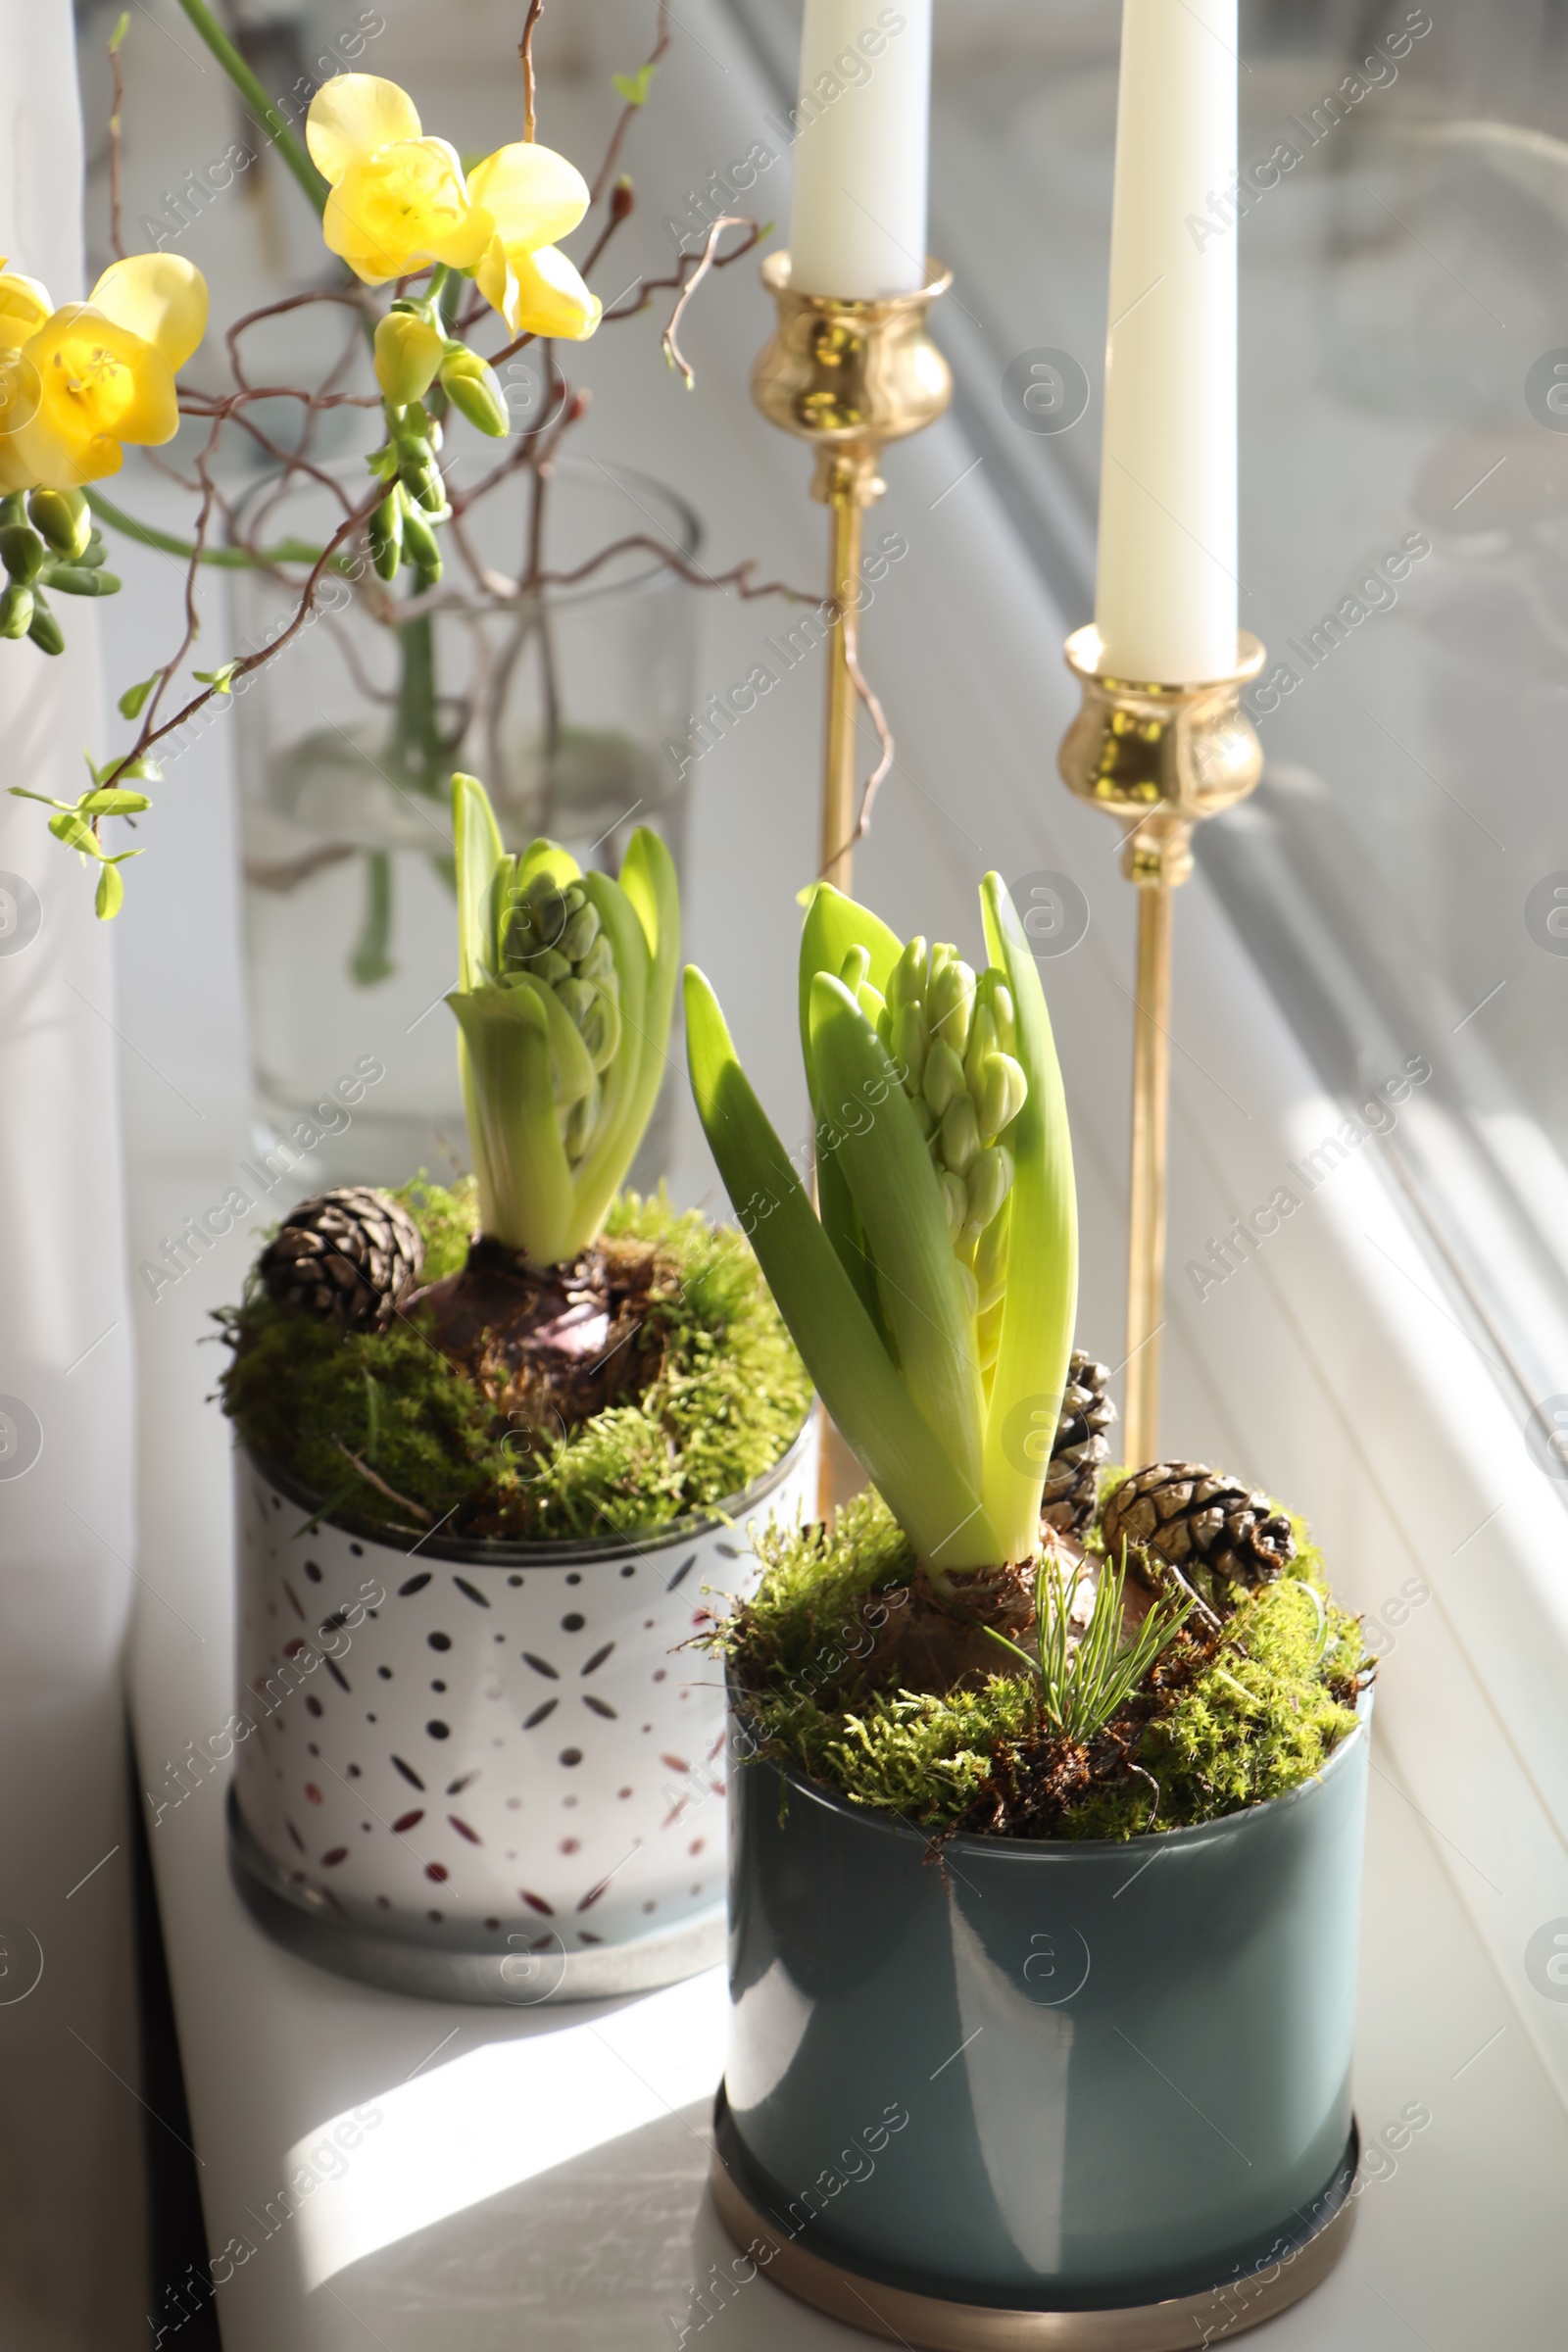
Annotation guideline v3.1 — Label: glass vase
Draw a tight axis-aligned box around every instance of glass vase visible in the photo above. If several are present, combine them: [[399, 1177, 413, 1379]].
[[228, 456, 700, 1187]]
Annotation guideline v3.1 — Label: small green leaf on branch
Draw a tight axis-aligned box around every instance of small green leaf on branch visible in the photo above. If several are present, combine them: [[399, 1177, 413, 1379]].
[[612, 63, 656, 105], [79, 787, 152, 817]]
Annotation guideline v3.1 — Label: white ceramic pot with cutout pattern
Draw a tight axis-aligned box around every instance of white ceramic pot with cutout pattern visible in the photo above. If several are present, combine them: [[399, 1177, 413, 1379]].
[[227, 1418, 815, 2003]]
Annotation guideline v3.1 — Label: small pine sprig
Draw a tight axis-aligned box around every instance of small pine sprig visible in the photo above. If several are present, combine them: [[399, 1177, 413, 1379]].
[[986, 1542, 1191, 1744]]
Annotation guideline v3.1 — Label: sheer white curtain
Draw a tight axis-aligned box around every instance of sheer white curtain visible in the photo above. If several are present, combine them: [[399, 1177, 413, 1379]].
[[0, 2, 146, 2341]]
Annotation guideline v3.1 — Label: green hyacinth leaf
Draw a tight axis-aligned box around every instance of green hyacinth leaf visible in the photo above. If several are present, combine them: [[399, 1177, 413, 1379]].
[[799, 884, 904, 1331], [979, 870, 1078, 1563], [568, 827, 677, 1242], [685, 965, 995, 1571], [446, 981, 575, 1262], [808, 971, 988, 1503], [451, 771, 505, 993]]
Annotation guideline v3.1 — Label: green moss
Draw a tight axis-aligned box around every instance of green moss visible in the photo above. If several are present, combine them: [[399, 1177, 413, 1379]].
[[218, 1183, 812, 1545], [722, 1491, 1371, 1842], [392, 1170, 477, 1282]]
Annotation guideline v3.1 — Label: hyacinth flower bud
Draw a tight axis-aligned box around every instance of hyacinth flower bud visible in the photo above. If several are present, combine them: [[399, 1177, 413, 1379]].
[[556, 974, 620, 1070], [939, 1169, 967, 1235], [990, 981, 1017, 1056], [577, 932, 617, 992], [963, 1001, 998, 1090], [922, 1037, 965, 1119], [439, 342, 511, 439], [508, 875, 568, 964], [977, 1051, 1028, 1143], [562, 899, 601, 961], [374, 309, 444, 408], [927, 956, 976, 1055], [940, 1091, 981, 1176], [964, 1144, 1014, 1237], [887, 934, 929, 1012], [892, 1000, 929, 1092]]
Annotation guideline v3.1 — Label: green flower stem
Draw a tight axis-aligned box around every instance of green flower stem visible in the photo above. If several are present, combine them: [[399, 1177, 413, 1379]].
[[172, 0, 329, 216], [393, 612, 444, 795], [86, 491, 344, 573], [351, 851, 394, 986]]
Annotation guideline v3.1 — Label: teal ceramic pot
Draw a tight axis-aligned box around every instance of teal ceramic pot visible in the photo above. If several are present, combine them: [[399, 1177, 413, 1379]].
[[717, 1707, 1368, 2317]]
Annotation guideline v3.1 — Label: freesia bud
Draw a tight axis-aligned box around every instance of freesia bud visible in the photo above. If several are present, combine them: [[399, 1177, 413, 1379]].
[[0, 524, 44, 582], [27, 597, 63, 655], [368, 488, 404, 580], [26, 488, 90, 560], [0, 582, 33, 638], [939, 1170, 967, 1234], [399, 498, 442, 580], [374, 310, 444, 407], [440, 342, 511, 438]]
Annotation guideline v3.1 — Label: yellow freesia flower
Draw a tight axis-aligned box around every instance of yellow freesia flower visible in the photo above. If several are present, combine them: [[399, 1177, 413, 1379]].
[[0, 253, 208, 492], [0, 263, 54, 493], [0, 263, 51, 351], [308, 75, 489, 282], [306, 76, 600, 340], [467, 145, 601, 342]]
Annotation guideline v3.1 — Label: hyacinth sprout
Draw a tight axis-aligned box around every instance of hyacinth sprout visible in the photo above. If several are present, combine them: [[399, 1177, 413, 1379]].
[[447, 773, 678, 1266], [686, 875, 1078, 1576]]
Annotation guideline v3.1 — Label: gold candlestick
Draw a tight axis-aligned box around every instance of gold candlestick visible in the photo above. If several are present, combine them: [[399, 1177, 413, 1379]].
[[751, 250, 953, 891], [1058, 624, 1266, 1469]]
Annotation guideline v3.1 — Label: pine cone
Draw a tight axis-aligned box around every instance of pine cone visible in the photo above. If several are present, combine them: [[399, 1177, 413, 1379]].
[[1101, 1462, 1295, 1609], [259, 1188, 424, 1328], [1041, 1351, 1116, 1537]]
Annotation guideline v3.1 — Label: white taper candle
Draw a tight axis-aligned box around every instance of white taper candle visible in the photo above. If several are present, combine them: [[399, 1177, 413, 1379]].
[[786, 0, 932, 301], [1095, 0, 1239, 682]]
